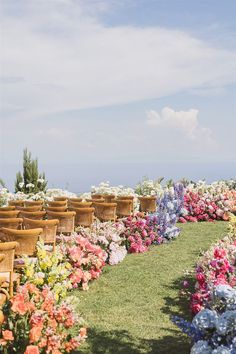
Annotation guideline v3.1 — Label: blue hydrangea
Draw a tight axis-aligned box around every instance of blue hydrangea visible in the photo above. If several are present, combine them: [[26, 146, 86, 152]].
[[191, 340, 212, 354], [193, 309, 218, 332], [216, 311, 236, 336]]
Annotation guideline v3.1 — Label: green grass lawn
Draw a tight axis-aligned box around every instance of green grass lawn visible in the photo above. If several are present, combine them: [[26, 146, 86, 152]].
[[75, 222, 228, 354]]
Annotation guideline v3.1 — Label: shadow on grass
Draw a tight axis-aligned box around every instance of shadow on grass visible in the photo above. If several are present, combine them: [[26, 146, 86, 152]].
[[75, 327, 190, 354], [161, 274, 195, 320]]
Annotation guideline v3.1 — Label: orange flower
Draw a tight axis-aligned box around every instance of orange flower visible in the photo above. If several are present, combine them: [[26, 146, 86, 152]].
[[24, 345, 40, 354], [12, 301, 29, 315], [29, 325, 43, 343], [11, 297, 29, 315], [2, 330, 14, 341]]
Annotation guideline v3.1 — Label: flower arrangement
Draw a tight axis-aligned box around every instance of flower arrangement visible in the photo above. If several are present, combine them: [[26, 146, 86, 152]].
[[147, 183, 185, 240], [180, 181, 236, 223], [78, 221, 127, 265], [21, 242, 73, 301], [173, 216, 236, 353], [189, 219, 236, 315], [121, 214, 157, 253], [0, 283, 86, 354], [135, 177, 164, 197], [57, 233, 106, 290]]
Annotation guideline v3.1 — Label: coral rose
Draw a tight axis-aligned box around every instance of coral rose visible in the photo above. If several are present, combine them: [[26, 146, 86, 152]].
[[2, 330, 14, 341], [24, 345, 40, 354]]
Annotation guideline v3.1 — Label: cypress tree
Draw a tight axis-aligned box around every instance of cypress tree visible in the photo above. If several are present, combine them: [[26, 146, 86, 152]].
[[15, 148, 47, 194]]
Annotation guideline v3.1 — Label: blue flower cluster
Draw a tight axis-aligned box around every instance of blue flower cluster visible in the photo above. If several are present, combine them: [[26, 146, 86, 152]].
[[172, 284, 236, 354], [147, 182, 185, 239]]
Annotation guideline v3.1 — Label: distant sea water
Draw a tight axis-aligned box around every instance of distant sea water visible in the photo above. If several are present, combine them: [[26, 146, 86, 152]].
[[1, 161, 236, 193]]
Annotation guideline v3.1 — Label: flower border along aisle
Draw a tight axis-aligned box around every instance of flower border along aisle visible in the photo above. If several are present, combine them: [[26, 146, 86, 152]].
[[0, 284, 86, 354], [173, 216, 236, 354]]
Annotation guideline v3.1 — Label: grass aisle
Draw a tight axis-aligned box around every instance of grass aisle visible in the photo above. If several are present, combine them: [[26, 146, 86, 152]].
[[77, 222, 227, 354]]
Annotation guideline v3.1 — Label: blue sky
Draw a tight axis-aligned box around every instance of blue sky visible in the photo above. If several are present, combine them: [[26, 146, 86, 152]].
[[0, 0, 236, 192]]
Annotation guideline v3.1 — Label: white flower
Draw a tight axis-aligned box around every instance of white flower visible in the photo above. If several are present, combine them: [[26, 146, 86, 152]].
[[26, 183, 35, 189], [37, 178, 45, 184], [18, 182, 24, 188]]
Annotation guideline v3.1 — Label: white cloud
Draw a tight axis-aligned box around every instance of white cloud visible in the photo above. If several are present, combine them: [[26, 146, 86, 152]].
[[1, 1, 236, 119], [146, 107, 213, 143]]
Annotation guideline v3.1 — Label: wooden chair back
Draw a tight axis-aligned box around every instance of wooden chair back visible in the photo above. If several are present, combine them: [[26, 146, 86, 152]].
[[0, 218, 23, 241], [8, 200, 25, 209], [54, 197, 68, 202], [45, 206, 68, 212], [19, 211, 46, 220], [68, 198, 83, 204], [93, 202, 117, 222], [47, 201, 67, 207], [18, 205, 42, 212], [115, 199, 133, 217], [71, 207, 95, 227], [91, 194, 103, 200], [24, 200, 44, 207], [102, 195, 116, 203], [69, 201, 92, 209], [0, 211, 20, 219], [0, 228, 42, 257], [86, 198, 105, 207], [46, 211, 75, 234], [23, 218, 59, 251], [138, 196, 157, 213], [0, 206, 16, 211]]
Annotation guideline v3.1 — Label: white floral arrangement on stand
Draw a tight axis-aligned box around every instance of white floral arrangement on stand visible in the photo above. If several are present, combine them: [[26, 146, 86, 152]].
[[135, 178, 164, 197]]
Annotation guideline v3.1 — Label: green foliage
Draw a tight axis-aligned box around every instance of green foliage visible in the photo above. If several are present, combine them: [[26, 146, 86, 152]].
[[0, 178, 6, 188], [15, 148, 47, 194]]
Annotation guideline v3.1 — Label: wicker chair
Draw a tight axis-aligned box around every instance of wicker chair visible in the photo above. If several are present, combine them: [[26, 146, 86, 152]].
[[0, 228, 43, 269], [23, 218, 59, 252], [47, 201, 67, 208], [46, 211, 75, 234], [115, 199, 133, 218], [86, 198, 105, 207], [54, 197, 68, 202], [0, 242, 19, 296], [45, 206, 68, 212], [24, 200, 44, 207], [18, 205, 43, 212], [103, 195, 116, 203], [0, 218, 23, 241], [18, 210, 46, 220], [68, 198, 83, 203], [8, 200, 25, 209], [0, 210, 20, 219], [117, 196, 134, 201], [0, 206, 16, 211], [93, 202, 117, 222], [91, 194, 103, 200], [117, 195, 134, 211], [69, 201, 92, 209], [138, 196, 157, 213], [71, 207, 95, 228]]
